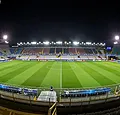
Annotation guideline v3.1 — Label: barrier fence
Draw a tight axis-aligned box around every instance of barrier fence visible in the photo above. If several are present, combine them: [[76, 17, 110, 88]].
[[0, 82, 120, 104]]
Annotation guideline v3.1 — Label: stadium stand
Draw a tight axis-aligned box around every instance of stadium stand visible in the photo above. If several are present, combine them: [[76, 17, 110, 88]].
[[11, 46, 107, 61], [56, 48, 62, 54], [0, 44, 10, 55], [76, 48, 85, 55], [10, 48, 16, 54], [69, 48, 76, 54], [112, 44, 120, 55], [43, 48, 50, 54], [16, 47, 23, 54], [50, 48, 55, 54], [92, 48, 98, 54], [63, 48, 69, 54]]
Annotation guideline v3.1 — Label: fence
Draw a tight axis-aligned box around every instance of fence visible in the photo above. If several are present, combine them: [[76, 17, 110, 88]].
[[0, 82, 120, 103]]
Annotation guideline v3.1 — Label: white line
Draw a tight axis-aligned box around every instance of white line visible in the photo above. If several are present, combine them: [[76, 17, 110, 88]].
[[60, 62, 62, 89]]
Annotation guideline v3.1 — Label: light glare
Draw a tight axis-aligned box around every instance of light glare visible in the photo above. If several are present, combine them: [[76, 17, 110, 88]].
[[73, 41, 79, 45], [3, 35, 8, 40], [31, 42, 37, 45], [115, 35, 119, 40]]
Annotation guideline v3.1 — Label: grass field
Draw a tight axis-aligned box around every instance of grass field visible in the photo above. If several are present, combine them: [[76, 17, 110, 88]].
[[0, 60, 120, 89]]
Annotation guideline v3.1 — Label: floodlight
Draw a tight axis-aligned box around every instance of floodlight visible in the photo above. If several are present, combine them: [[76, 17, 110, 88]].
[[86, 42, 91, 45], [20, 42, 22, 45], [73, 41, 79, 45], [31, 42, 37, 45], [115, 35, 119, 40], [43, 41, 49, 45], [3, 35, 8, 40], [5, 41, 9, 44], [114, 41, 118, 44], [64, 41, 67, 44], [56, 41, 62, 44]]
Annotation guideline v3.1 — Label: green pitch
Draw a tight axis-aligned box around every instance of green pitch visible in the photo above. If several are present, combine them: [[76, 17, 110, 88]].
[[0, 60, 120, 88]]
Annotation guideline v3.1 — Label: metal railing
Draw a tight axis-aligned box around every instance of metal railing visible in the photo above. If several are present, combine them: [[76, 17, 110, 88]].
[[48, 102, 57, 115]]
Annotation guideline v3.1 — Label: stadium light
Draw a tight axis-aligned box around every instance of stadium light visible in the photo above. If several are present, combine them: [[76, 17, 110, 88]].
[[20, 42, 22, 45], [114, 41, 118, 44], [73, 41, 79, 45], [43, 41, 49, 45], [5, 41, 9, 44], [31, 42, 37, 45], [115, 35, 119, 41], [86, 42, 91, 45], [64, 41, 67, 44], [17, 43, 20, 46], [56, 41, 62, 44], [3, 35, 8, 40]]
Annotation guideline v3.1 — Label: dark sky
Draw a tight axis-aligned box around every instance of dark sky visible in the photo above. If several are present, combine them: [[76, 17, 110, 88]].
[[0, 0, 120, 45]]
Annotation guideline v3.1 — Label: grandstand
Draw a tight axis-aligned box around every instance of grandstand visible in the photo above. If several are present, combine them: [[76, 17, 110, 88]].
[[9, 41, 106, 61], [112, 44, 120, 55]]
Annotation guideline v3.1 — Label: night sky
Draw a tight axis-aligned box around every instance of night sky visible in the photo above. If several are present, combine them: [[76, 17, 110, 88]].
[[0, 0, 120, 45]]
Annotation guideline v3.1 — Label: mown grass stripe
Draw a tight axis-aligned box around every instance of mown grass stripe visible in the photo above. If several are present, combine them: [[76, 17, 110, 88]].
[[0, 62, 27, 78], [22, 62, 53, 87], [0, 61, 23, 72], [81, 62, 116, 86], [0, 61, 22, 70], [75, 62, 101, 88], [62, 62, 81, 88], [40, 62, 60, 88], [86, 62, 120, 84], [0, 62, 36, 82], [68, 62, 83, 88], [94, 62, 120, 76], [6, 62, 44, 85]]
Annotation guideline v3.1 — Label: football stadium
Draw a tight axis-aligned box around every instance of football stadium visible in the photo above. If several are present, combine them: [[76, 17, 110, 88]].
[[0, 39, 120, 115], [2, 1, 120, 115]]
